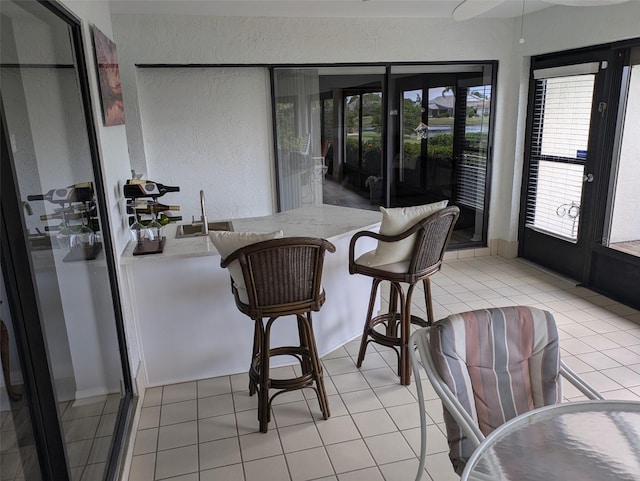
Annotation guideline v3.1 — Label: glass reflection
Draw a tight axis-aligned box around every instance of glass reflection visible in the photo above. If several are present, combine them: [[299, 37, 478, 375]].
[[272, 64, 494, 247], [607, 48, 640, 257], [1, 0, 127, 478]]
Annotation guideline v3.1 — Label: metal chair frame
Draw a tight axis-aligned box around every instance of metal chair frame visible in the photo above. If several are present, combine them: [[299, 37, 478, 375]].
[[409, 314, 605, 480]]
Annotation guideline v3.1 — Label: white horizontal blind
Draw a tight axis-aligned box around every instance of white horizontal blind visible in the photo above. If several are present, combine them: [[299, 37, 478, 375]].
[[457, 154, 486, 210], [539, 76, 594, 158], [455, 85, 489, 211], [525, 74, 595, 242]]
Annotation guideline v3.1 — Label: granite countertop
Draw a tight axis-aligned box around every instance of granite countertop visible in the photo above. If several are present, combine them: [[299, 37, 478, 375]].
[[120, 205, 381, 262]]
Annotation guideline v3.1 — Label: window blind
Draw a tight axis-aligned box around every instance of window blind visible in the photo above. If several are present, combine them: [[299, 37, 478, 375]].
[[525, 74, 595, 242], [454, 86, 488, 211], [457, 157, 486, 211]]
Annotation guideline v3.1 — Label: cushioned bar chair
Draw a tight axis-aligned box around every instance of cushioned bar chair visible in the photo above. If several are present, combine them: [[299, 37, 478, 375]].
[[409, 306, 604, 480], [348, 205, 459, 385], [220, 236, 336, 432]]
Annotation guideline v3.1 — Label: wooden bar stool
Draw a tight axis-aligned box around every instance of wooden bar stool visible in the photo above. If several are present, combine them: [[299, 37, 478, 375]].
[[348, 205, 459, 385], [218, 236, 335, 432]]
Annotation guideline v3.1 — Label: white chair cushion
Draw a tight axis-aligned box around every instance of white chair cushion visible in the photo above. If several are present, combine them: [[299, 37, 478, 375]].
[[368, 200, 448, 267], [236, 286, 250, 304], [210, 230, 284, 290], [354, 250, 411, 274], [430, 306, 561, 473]]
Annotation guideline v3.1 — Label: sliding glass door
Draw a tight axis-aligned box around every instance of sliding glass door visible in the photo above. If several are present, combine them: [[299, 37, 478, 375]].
[[271, 62, 496, 248], [604, 47, 640, 258], [343, 90, 383, 197], [1, 1, 132, 479], [388, 65, 494, 245]]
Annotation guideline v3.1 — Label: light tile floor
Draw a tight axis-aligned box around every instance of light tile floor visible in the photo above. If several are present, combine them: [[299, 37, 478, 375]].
[[128, 256, 640, 481], [0, 393, 121, 481]]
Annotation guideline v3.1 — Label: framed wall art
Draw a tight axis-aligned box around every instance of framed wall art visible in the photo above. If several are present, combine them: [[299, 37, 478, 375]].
[[91, 26, 125, 126]]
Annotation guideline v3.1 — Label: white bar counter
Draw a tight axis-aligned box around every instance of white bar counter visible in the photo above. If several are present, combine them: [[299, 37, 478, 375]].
[[121, 205, 382, 387]]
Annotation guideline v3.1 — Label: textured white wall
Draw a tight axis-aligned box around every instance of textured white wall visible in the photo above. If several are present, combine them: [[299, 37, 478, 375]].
[[62, 0, 133, 257], [516, 2, 640, 58], [137, 67, 274, 220], [113, 14, 518, 240], [111, 2, 640, 245]]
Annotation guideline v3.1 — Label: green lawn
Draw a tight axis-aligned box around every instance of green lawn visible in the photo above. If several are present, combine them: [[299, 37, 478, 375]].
[[352, 116, 489, 143], [429, 116, 488, 125]]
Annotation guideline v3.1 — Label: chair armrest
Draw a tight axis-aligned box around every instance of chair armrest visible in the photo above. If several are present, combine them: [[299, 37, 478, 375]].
[[220, 250, 238, 268], [409, 329, 485, 447], [348, 223, 425, 268], [348, 230, 380, 267], [560, 361, 605, 400]]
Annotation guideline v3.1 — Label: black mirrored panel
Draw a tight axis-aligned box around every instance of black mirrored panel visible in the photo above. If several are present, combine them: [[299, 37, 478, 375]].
[[1, 1, 129, 479]]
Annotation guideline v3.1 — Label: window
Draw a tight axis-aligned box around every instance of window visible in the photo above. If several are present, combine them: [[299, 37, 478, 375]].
[[271, 63, 496, 247], [344, 91, 383, 194], [605, 48, 640, 257], [525, 69, 596, 242]]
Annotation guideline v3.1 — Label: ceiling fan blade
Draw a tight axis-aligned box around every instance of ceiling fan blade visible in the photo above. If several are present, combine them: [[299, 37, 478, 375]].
[[452, 0, 507, 21]]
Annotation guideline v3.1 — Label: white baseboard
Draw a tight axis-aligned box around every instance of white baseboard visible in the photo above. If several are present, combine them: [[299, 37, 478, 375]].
[[119, 361, 146, 481]]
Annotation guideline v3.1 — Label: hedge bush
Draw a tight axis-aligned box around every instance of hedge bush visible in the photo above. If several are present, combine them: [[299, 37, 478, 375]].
[[346, 132, 490, 168]]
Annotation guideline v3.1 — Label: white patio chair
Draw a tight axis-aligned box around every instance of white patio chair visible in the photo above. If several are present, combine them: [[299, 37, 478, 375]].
[[409, 306, 604, 480]]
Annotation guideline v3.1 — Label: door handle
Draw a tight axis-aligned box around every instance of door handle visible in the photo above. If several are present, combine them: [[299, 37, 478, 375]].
[[583, 173, 594, 183]]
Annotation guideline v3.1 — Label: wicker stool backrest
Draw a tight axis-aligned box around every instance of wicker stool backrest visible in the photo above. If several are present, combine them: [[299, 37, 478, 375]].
[[221, 237, 336, 319], [408, 206, 460, 280]]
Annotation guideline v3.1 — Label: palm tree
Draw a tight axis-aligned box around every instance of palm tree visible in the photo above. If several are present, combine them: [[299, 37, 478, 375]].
[[441, 86, 455, 98]]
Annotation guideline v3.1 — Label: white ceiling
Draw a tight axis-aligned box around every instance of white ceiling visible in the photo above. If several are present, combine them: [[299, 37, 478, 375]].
[[107, 0, 556, 19]]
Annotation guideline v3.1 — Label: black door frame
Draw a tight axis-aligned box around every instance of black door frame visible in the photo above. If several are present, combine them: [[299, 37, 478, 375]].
[[0, 0, 134, 479], [519, 47, 612, 281], [388, 70, 495, 245], [519, 39, 640, 309], [586, 41, 640, 308], [1, 103, 70, 481]]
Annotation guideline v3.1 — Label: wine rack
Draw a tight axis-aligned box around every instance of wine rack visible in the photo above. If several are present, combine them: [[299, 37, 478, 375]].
[[125, 179, 181, 256], [27, 182, 102, 262]]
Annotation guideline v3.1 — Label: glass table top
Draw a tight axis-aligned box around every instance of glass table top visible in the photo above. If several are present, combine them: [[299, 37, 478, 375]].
[[463, 401, 640, 481]]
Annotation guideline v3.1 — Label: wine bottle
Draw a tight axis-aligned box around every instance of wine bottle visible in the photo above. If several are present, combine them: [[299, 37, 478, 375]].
[[126, 179, 162, 185], [123, 182, 180, 198], [126, 202, 180, 214], [40, 204, 96, 221], [28, 182, 94, 204], [128, 214, 182, 226]]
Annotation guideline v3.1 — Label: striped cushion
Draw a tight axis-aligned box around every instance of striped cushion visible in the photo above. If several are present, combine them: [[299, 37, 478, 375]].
[[430, 306, 562, 474]]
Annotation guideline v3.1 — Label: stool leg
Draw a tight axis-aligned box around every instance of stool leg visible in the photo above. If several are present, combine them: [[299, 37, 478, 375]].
[[297, 315, 312, 376], [249, 324, 260, 395], [423, 278, 434, 325], [398, 285, 412, 385], [386, 283, 401, 338], [356, 278, 382, 368], [258, 318, 273, 433], [301, 313, 330, 420]]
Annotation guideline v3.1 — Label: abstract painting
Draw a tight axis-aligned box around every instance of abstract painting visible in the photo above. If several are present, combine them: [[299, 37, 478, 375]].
[[92, 26, 125, 126]]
